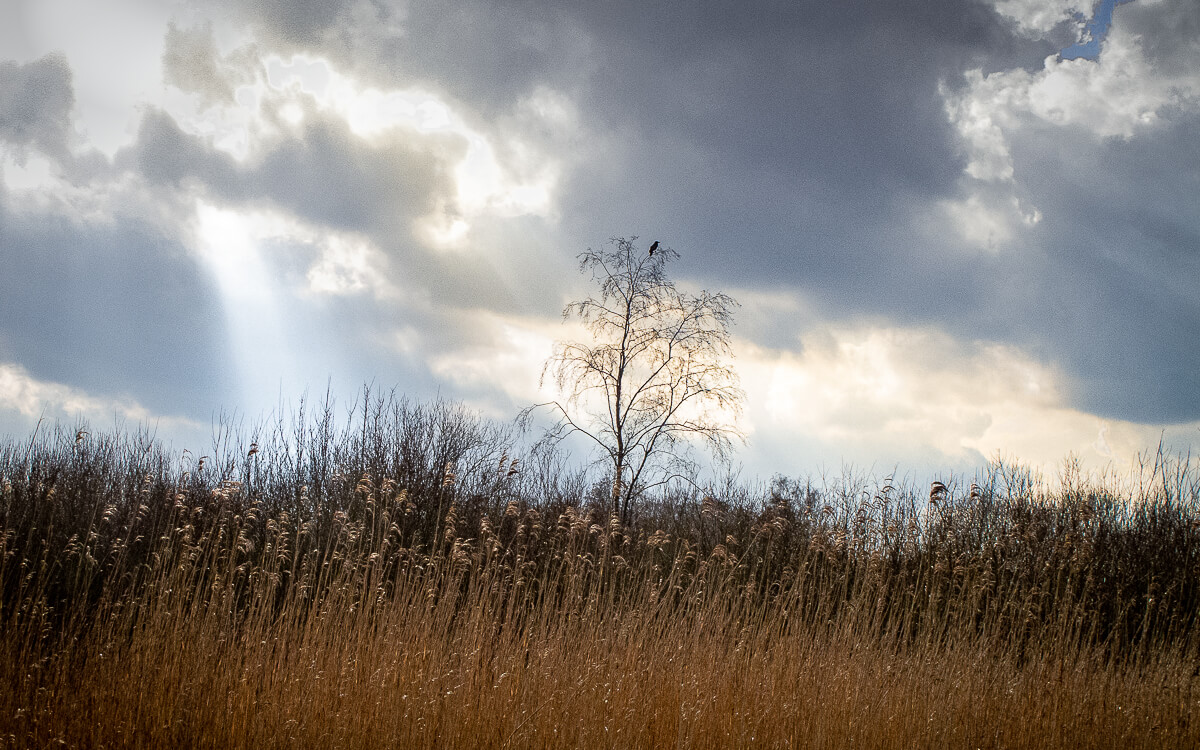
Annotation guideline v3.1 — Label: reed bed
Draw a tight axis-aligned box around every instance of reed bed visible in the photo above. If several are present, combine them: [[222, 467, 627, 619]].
[[1, 393, 1197, 748]]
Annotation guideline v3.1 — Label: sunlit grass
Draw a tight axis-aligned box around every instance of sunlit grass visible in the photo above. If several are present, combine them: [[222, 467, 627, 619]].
[[1, 393, 1196, 747]]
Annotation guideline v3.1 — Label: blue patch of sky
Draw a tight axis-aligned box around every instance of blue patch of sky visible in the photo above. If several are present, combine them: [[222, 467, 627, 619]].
[[1060, 0, 1137, 61]]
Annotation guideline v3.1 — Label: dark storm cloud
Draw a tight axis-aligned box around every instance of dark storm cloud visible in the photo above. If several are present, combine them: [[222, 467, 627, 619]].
[[388, 0, 1059, 300], [4, 0, 1190, 449], [211, 0, 1055, 283], [226, 0, 1054, 175], [140, 0, 1200, 429], [996, 112, 1200, 423], [567, 0, 1004, 185], [296, 0, 1057, 327], [0, 197, 236, 415], [0, 53, 73, 159], [528, 0, 1200, 427]]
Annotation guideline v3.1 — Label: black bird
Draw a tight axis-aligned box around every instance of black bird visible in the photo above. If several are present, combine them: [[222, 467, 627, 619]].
[[649, 240, 659, 256]]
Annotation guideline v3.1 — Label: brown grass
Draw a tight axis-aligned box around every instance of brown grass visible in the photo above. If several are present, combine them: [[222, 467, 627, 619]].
[[3, 558, 1193, 749], [0, 403, 1197, 748]]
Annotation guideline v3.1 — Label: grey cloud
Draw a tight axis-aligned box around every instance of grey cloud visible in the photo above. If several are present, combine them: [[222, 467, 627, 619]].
[[830, 100, 1200, 426], [125, 106, 457, 234], [208, 0, 1059, 292], [214, 0, 374, 56], [250, 118, 457, 233], [209, 0, 1199, 428], [338, 0, 1057, 182], [248, 0, 356, 46], [8, 0, 1193, 450], [0, 197, 236, 416], [0, 53, 238, 417], [546, 0, 1200, 426], [216, 0, 590, 124], [0, 53, 74, 159], [1000, 113, 1200, 423], [478, 0, 1061, 297], [125, 108, 239, 189], [121, 104, 550, 322], [162, 22, 238, 108], [362, 3, 592, 117], [1118, 0, 1200, 76]]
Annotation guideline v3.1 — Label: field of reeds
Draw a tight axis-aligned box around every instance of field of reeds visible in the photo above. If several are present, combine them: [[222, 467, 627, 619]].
[[1, 392, 1197, 748]]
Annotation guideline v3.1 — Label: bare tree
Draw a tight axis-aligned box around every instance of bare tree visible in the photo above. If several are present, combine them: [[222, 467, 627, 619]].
[[522, 237, 745, 521]]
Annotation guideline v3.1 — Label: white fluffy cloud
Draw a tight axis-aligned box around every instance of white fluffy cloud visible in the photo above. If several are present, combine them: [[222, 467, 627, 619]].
[[991, 0, 1083, 36], [948, 23, 1199, 164], [939, 6, 1200, 250]]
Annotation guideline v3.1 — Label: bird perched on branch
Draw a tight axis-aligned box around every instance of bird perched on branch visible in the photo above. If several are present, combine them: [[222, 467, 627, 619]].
[[649, 240, 659, 256]]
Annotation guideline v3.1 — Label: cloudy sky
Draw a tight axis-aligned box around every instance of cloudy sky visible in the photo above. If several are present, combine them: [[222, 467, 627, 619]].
[[1, 0, 1197, 480]]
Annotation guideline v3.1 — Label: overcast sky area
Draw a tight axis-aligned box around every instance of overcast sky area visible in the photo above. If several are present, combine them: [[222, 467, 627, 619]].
[[1, 0, 1198, 483]]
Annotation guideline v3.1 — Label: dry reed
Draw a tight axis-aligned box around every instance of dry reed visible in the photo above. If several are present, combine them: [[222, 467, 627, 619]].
[[1, 395, 1196, 748]]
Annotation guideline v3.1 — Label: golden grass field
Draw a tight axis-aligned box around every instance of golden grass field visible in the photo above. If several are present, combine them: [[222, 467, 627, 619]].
[[1, 403, 1196, 748]]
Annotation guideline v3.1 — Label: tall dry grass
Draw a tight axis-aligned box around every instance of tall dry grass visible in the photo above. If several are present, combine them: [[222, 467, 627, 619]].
[[1, 393, 1197, 748]]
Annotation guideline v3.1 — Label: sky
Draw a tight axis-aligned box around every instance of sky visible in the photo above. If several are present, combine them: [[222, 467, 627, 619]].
[[1, 0, 1198, 483]]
